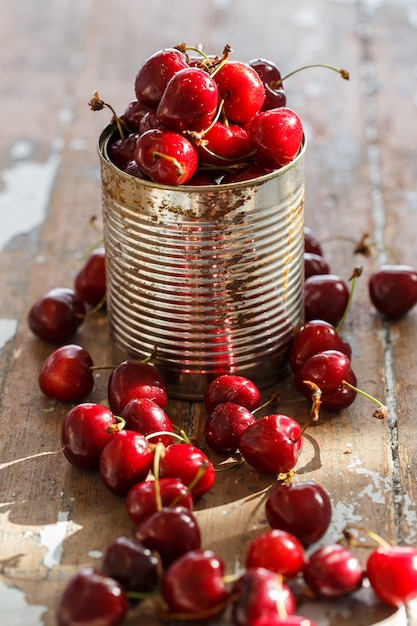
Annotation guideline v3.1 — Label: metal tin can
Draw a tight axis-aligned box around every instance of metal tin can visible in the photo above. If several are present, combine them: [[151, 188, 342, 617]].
[[98, 123, 306, 400]]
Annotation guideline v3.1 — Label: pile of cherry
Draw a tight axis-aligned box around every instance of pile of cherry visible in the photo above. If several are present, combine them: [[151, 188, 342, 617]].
[[26, 224, 417, 626]]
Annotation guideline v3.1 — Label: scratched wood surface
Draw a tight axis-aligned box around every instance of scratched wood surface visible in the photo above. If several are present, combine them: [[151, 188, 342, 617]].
[[1, 1, 417, 625]]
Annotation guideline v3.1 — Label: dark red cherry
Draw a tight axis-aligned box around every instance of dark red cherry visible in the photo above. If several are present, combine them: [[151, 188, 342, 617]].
[[294, 349, 355, 396], [39, 344, 94, 402], [28, 287, 86, 343], [101, 535, 159, 593], [249, 107, 303, 169], [251, 616, 318, 626], [368, 264, 417, 318], [249, 57, 287, 110], [289, 319, 352, 374], [74, 246, 106, 307], [205, 401, 255, 453], [61, 402, 118, 470], [107, 359, 168, 414], [120, 397, 174, 447], [158, 443, 215, 499], [245, 529, 306, 578], [107, 132, 140, 171], [123, 99, 153, 132], [304, 274, 350, 325], [134, 47, 189, 108], [304, 251, 330, 279], [221, 162, 268, 184], [126, 477, 193, 526], [56, 567, 128, 626], [265, 480, 332, 546], [304, 226, 323, 257], [315, 366, 358, 411], [214, 61, 265, 123], [204, 374, 261, 413], [303, 544, 364, 598]]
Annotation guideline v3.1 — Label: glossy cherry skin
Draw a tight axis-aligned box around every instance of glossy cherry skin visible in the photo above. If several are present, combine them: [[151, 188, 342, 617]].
[[251, 617, 317, 626], [56, 567, 128, 626], [289, 319, 352, 374], [249, 57, 287, 110], [305, 251, 330, 279], [231, 567, 296, 626], [221, 162, 268, 184], [238, 414, 303, 476], [157, 67, 219, 132], [134, 505, 201, 567], [246, 529, 306, 578], [134, 128, 198, 185], [303, 544, 364, 598], [99, 430, 154, 496], [316, 367, 357, 411], [39, 344, 94, 402], [265, 481, 332, 546], [101, 535, 159, 593], [74, 246, 106, 307], [249, 107, 303, 169], [134, 47, 189, 108], [158, 443, 215, 499], [61, 402, 118, 470], [214, 61, 265, 123], [366, 545, 417, 606], [304, 274, 350, 325], [123, 99, 153, 132], [107, 132, 140, 171], [107, 359, 168, 414], [161, 549, 229, 617], [304, 226, 323, 257], [191, 121, 251, 166], [294, 349, 353, 397], [120, 397, 174, 447], [205, 401, 255, 453], [126, 477, 193, 526], [204, 374, 261, 413], [28, 287, 86, 343], [368, 264, 417, 318]]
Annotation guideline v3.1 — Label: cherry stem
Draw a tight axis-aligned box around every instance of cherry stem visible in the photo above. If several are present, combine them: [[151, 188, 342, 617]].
[[105, 415, 126, 434], [252, 390, 281, 416], [145, 431, 187, 443], [293, 381, 322, 443], [336, 266, 362, 333], [275, 63, 350, 88], [341, 380, 388, 419], [152, 150, 185, 177], [152, 442, 165, 511], [342, 524, 391, 549], [209, 44, 233, 78], [88, 91, 126, 140]]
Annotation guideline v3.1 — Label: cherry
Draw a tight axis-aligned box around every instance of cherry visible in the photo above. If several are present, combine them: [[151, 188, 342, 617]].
[[204, 374, 261, 413], [288, 319, 352, 375], [120, 397, 174, 447], [156, 66, 219, 132], [304, 274, 350, 325], [134, 47, 189, 108], [56, 567, 128, 626], [133, 505, 201, 567], [304, 226, 323, 257], [249, 107, 303, 169], [204, 401, 255, 453], [302, 544, 364, 598], [101, 535, 159, 593], [28, 287, 86, 343], [134, 128, 198, 185], [39, 344, 94, 402], [61, 402, 119, 470], [138, 109, 163, 134], [107, 132, 140, 171], [158, 443, 215, 499], [123, 99, 153, 132], [231, 567, 296, 626], [214, 60, 265, 123], [221, 162, 268, 184], [107, 359, 168, 414], [265, 480, 332, 546], [368, 264, 417, 318], [161, 549, 229, 618], [188, 121, 251, 166], [366, 544, 417, 606], [126, 477, 193, 526], [304, 251, 330, 279], [250, 617, 317, 626], [99, 430, 154, 496], [245, 528, 306, 578], [238, 414, 303, 476], [74, 246, 106, 307], [249, 57, 287, 110]]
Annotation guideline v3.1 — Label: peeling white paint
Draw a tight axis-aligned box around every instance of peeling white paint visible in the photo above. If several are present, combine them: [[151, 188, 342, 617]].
[[0, 318, 17, 350], [24, 511, 82, 569], [0, 581, 47, 626]]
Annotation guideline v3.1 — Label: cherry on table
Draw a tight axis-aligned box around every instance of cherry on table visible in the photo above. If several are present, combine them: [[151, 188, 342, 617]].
[[107, 359, 168, 414], [304, 273, 350, 325], [74, 246, 106, 307], [302, 543, 364, 598], [304, 226, 323, 257], [120, 397, 174, 447], [288, 319, 352, 375], [204, 374, 261, 413], [251, 617, 318, 626], [158, 443, 215, 499], [304, 251, 331, 279], [126, 477, 193, 526], [101, 535, 159, 594], [366, 544, 417, 607], [204, 401, 255, 453], [368, 264, 417, 318], [28, 287, 86, 343], [39, 344, 94, 402], [245, 528, 306, 578]]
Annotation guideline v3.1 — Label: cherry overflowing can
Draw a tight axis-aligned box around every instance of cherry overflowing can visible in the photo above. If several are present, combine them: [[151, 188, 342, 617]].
[[98, 122, 306, 399]]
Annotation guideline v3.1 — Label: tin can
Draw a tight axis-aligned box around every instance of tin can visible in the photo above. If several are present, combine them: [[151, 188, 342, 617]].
[[98, 123, 306, 400]]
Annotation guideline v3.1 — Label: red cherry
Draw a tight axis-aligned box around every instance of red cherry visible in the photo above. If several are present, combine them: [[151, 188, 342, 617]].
[[158, 443, 215, 499], [245, 528, 306, 578], [190, 121, 251, 166], [366, 544, 417, 606], [221, 162, 268, 184], [294, 349, 354, 397], [231, 567, 296, 626], [123, 99, 153, 132], [204, 374, 261, 413], [249, 107, 303, 169], [134, 505, 201, 567], [304, 274, 350, 325], [61, 402, 118, 470], [289, 319, 352, 374], [101, 535, 159, 594], [134, 47, 189, 108], [39, 344, 94, 402], [304, 226, 323, 257], [214, 60, 265, 123], [204, 402, 255, 453], [28, 287, 86, 343], [74, 246, 106, 307], [134, 128, 198, 185], [107, 132, 139, 171], [161, 549, 229, 617], [238, 414, 303, 476], [157, 67, 219, 132], [368, 264, 417, 318], [314, 367, 358, 412], [120, 397, 174, 447], [303, 544, 364, 598], [56, 567, 128, 626], [107, 359, 168, 414], [265, 481, 332, 546], [249, 57, 287, 110], [304, 251, 330, 279], [99, 430, 154, 496], [251, 617, 318, 626], [126, 477, 193, 526]]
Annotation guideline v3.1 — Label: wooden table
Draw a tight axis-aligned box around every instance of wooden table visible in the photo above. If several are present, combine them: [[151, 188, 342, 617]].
[[1, 1, 417, 624]]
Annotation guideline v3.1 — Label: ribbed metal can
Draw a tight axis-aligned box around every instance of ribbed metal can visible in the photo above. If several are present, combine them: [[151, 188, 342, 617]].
[[98, 123, 306, 399]]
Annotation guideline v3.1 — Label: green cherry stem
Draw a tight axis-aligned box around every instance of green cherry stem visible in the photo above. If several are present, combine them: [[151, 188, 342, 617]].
[[336, 266, 363, 333], [274, 63, 350, 89], [152, 442, 165, 512], [341, 380, 388, 419]]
